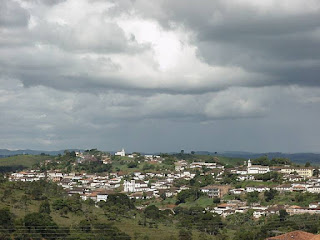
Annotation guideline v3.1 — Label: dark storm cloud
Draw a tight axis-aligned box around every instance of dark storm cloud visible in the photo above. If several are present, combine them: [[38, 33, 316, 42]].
[[1, 0, 320, 152], [0, 0, 30, 27], [147, 0, 320, 87], [1, 0, 320, 93]]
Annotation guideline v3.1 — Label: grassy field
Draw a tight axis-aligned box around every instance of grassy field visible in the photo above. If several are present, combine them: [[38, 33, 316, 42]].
[[179, 196, 214, 208], [114, 218, 215, 240], [0, 154, 54, 168], [0, 187, 214, 240], [112, 161, 142, 173]]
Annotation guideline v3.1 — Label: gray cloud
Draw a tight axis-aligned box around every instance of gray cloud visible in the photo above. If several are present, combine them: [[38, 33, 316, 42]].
[[0, 0, 263, 93], [1, 0, 320, 93], [1, 0, 320, 152], [21, 0, 66, 5], [148, 0, 320, 87], [0, 0, 30, 27]]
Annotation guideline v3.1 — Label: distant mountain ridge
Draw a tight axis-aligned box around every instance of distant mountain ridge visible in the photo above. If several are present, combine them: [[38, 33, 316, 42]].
[[0, 149, 83, 157], [1, 149, 320, 164], [185, 151, 320, 164]]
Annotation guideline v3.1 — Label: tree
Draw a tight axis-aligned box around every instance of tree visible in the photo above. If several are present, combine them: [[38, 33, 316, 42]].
[[142, 163, 155, 171], [197, 212, 223, 235], [30, 187, 43, 200], [39, 200, 51, 214], [246, 191, 260, 204], [0, 208, 14, 231], [99, 193, 135, 218], [19, 194, 30, 210], [233, 229, 259, 240], [279, 209, 288, 221], [52, 195, 82, 215], [252, 156, 269, 166], [264, 189, 278, 202], [84, 198, 95, 206], [160, 192, 167, 200], [79, 219, 91, 233], [144, 205, 160, 219], [127, 161, 138, 168], [213, 197, 221, 204], [24, 212, 60, 239], [176, 189, 202, 204], [305, 162, 311, 167]]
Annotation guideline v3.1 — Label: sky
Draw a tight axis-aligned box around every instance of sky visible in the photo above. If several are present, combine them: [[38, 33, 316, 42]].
[[1, 0, 320, 153]]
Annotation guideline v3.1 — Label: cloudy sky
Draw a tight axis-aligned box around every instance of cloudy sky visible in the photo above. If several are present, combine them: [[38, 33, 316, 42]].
[[1, 0, 320, 153]]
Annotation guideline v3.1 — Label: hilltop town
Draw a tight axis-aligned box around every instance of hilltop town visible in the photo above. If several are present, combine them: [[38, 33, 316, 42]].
[[7, 149, 320, 219], [2, 149, 320, 239]]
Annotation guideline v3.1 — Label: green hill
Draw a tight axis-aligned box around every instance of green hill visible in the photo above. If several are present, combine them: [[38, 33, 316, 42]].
[[0, 154, 54, 169]]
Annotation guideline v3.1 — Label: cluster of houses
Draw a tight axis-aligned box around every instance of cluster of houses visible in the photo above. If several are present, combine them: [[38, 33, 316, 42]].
[[231, 159, 314, 178], [229, 180, 320, 195], [209, 200, 320, 219], [8, 169, 197, 202], [8, 153, 320, 218]]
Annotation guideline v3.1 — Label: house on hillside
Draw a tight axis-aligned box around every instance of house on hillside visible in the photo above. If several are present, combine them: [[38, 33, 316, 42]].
[[274, 184, 292, 192], [280, 167, 314, 178], [246, 186, 270, 193], [201, 186, 220, 198]]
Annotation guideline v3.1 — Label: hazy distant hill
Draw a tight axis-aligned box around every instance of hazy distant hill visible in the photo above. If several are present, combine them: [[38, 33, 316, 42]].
[[0, 149, 83, 157], [1, 149, 320, 165], [219, 151, 320, 164]]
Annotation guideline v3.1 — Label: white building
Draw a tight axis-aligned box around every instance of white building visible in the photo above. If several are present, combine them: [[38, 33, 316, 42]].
[[307, 186, 320, 194], [246, 186, 270, 193], [115, 148, 125, 157], [96, 193, 109, 202], [123, 180, 148, 192], [280, 167, 314, 178], [201, 186, 220, 198], [190, 162, 224, 169], [247, 159, 270, 174]]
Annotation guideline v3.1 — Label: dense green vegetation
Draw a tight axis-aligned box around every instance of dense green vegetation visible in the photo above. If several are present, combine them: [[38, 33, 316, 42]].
[[251, 156, 293, 166], [2, 174, 320, 240], [1, 151, 319, 239], [0, 176, 217, 239]]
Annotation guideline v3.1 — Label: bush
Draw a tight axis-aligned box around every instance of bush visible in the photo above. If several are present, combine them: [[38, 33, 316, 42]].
[[144, 205, 160, 219]]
